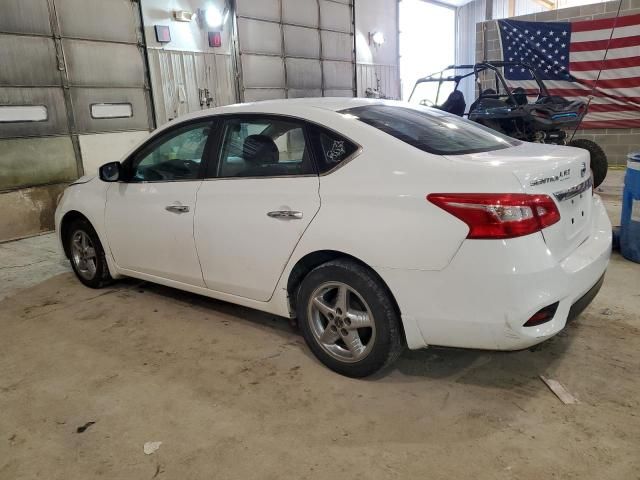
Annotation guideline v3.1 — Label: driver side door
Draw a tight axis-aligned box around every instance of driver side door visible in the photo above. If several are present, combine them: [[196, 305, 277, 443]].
[[105, 119, 215, 286]]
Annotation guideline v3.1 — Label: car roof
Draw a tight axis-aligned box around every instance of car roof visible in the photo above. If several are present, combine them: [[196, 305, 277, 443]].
[[167, 97, 404, 123], [151, 97, 416, 139], [209, 97, 386, 113]]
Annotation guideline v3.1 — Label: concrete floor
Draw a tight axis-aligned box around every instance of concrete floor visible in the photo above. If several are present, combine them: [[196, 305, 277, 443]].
[[0, 232, 70, 302], [597, 168, 624, 227], [1, 171, 638, 479]]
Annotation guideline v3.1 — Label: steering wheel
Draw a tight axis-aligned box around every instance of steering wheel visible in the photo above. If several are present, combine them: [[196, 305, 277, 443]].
[[180, 159, 199, 172], [137, 166, 165, 181]]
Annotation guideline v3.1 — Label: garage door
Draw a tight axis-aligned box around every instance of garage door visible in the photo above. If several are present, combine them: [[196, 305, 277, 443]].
[[0, 0, 154, 241], [234, 0, 356, 101]]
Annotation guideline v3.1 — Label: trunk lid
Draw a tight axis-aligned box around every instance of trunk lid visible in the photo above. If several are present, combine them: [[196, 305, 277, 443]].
[[445, 142, 592, 260]]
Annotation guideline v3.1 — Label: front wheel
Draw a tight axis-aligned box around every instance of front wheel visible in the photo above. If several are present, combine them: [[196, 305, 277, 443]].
[[568, 139, 608, 189], [66, 218, 113, 288], [296, 259, 404, 377]]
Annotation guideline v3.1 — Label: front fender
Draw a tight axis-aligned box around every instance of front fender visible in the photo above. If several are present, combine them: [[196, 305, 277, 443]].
[[54, 179, 122, 279]]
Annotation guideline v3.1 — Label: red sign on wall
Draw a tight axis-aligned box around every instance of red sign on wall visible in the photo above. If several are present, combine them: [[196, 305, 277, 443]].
[[154, 25, 171, 43], [208, 31, 222, 48]]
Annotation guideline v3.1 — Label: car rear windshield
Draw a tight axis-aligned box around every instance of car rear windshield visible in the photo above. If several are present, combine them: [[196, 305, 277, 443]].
[[340, 104, 519, 155]]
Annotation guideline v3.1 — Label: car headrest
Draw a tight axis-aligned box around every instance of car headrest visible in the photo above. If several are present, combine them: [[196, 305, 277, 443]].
[[243, 134, 279, 166]]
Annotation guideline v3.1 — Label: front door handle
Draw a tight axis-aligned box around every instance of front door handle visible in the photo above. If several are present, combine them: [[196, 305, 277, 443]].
[[165, 204, 190, 214], [267, 210, 303, 220]]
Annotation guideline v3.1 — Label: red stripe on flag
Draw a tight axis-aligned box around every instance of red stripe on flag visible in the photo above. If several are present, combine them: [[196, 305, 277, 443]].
[[586, 103, 640, 113], [575, 76, 640, 89], [522, 88, 640, 105], [570, 56, 640, 71], [571, 13, 640, 32], [580, 119, 640, 128], [549, 89, 640, 104], [570, 35, 640, 52]]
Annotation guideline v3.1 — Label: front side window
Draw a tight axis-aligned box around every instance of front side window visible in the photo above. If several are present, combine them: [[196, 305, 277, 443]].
[[341, 104, 519, 155], [215, 118, 314, 178], [127, 121, 212, 182]]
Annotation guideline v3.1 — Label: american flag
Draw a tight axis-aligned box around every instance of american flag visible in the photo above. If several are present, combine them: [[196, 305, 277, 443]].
[[498, 14, 640, 128]]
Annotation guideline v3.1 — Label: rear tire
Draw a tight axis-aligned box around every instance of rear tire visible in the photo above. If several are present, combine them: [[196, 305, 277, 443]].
[[66, 218, 113, 289], [296, 259, 404, 377], [568, 139, 608, 189]]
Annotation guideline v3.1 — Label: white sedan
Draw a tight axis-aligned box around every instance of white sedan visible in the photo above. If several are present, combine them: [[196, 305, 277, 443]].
[[55, 98, 612, 377]]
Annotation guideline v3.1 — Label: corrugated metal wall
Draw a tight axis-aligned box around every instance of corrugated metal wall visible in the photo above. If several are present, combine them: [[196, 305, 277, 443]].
[[356, 63, 400, 99], [234, 0, 356, 101], [147, 49, 236, 124], [492, 0, 546, 19], [0, 0, 154, 241], [354, 0, 400, 99], [456, 0, 487, 106]]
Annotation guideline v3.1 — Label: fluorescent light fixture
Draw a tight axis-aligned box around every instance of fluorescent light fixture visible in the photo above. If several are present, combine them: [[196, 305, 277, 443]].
[[205, 7, 223, 27], [173, 10, 195, 22]]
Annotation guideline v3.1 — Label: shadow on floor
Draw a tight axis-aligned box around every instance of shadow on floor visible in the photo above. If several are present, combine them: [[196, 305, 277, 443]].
[[131, 276, 573, 388]]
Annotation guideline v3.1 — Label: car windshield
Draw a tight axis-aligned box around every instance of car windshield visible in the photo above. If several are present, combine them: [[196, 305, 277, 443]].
[[340, 104, 519, 155]]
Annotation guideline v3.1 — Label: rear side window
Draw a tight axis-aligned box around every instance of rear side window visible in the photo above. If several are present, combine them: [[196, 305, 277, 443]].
[[340, 105, 519, 155], [308, 126, 359, 173], [214, 118, 314, 178]]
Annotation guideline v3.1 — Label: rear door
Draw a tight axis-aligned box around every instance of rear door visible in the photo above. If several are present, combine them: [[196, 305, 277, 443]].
[[194, 115, 320, 301]]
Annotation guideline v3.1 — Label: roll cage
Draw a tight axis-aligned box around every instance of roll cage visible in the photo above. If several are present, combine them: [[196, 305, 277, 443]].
[[408, 61, 551, 110]]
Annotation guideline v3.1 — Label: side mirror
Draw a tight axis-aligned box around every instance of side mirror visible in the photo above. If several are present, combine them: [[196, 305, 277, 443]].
[[99, 162, 121, 182]]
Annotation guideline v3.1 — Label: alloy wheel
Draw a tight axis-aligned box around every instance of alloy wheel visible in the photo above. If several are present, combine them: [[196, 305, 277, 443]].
[[307, 281, 376, 363], [70, 230, 97, 280]]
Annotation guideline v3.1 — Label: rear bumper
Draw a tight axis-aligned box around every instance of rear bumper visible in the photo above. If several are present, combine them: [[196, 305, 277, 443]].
[[567, 273, 605, 324], [377, 195, 612, 350]]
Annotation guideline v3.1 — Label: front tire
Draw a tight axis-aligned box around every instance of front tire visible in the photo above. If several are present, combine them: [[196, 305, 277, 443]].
[[66, 218, 113, 289], [296, 259, 404, 377], [568, 139, 608, 189]]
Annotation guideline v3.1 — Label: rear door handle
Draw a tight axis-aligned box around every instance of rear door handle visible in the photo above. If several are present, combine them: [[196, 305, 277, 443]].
[[165, 204, 190, 214], [267, 210, 303, 219]]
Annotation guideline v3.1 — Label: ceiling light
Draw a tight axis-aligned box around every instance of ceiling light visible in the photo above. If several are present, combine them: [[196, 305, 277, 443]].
[[205, 7, 223, 27], [371, 31, 385, 46]]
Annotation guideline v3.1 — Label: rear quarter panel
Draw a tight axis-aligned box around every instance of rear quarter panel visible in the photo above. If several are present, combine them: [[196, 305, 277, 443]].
[[287, 113, 525, 272]]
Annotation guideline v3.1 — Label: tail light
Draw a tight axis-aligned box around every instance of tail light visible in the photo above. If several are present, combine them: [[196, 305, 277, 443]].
[[427, 193, 561, 239]]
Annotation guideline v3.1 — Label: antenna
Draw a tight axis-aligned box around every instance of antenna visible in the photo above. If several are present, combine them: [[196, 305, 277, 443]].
[[569, 0, 623, 142]]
